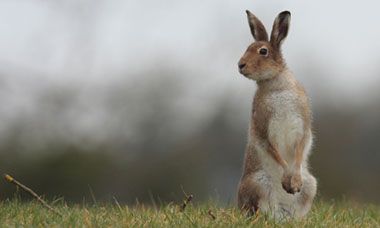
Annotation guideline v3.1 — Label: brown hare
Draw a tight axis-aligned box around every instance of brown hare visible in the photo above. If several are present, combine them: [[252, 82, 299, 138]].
[[237, 10, 317, 220]]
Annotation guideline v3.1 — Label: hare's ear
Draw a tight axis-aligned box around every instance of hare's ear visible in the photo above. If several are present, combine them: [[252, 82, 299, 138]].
[[246, 10, 268, 41], [270, 11, 291, 50]]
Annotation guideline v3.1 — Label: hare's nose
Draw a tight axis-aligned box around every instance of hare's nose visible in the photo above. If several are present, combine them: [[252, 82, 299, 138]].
[[238, 63, 246, 70]]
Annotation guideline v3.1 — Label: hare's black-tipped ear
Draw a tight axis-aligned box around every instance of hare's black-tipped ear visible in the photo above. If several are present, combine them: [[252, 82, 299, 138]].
[[246, 10, 268, 41], [270, 11, 291, 50]]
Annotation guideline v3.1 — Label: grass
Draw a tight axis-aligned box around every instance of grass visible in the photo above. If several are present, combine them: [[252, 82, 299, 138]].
[[0, 199, 379, 227]]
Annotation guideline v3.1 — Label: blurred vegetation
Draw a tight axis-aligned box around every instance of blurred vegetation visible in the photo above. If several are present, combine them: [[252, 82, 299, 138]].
[[0, 70, 380, 205]]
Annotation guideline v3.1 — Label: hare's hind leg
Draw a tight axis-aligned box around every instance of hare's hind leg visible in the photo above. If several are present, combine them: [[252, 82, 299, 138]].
[[295, 171, 317, 218], [238, 171, 271, 216], [238, 176, 260, 216]]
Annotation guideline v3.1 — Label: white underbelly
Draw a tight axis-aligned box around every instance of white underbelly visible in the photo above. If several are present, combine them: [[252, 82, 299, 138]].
[[268, 114, 304, 163]]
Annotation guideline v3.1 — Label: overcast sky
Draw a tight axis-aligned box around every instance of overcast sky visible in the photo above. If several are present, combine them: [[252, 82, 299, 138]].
[[0, 0, 379, 123]]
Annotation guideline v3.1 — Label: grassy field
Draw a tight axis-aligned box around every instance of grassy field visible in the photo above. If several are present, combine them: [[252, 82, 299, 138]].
[[0, 199, 379, 227]]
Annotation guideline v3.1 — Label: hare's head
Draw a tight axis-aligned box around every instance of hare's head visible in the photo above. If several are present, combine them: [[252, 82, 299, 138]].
[[238, 11, 291, 81]]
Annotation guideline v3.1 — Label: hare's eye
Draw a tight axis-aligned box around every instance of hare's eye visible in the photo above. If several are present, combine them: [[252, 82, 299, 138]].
[[259, 47, 268, 56]]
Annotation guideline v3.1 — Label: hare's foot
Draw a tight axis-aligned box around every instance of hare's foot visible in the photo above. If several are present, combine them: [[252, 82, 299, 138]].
[[281, 170, 302, 194], [238, 179, 260, 217], [238, 171, 271, 216], [240, 198, 259, 217]]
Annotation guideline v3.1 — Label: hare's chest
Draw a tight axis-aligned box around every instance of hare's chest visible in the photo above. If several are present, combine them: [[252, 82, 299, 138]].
[[265, 91, 304, 157]]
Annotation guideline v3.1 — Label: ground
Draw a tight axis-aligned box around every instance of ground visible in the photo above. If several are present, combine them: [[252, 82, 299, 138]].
[[0, 199, 379, 227]]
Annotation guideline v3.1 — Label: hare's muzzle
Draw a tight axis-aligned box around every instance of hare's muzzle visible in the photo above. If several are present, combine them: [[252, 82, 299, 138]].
[[238, 63, 246, 70], [238, 63, 247, 75]]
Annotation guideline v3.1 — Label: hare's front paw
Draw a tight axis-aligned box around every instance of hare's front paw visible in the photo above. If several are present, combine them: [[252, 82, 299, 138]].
[[281, 171, 302, 194]]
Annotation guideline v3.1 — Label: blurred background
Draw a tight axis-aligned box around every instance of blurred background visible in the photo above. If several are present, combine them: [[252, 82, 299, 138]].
[[0, 0, 379, 205]]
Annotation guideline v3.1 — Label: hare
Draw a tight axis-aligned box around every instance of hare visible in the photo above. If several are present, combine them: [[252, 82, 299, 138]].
[[237, 10, 317, 220]]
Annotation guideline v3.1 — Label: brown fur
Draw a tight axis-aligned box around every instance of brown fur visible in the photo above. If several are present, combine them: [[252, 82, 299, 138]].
[[237, 144, 263, 215]]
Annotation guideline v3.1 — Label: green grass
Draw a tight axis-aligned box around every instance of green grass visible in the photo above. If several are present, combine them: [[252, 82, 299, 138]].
[[0, 199, 379, 227]]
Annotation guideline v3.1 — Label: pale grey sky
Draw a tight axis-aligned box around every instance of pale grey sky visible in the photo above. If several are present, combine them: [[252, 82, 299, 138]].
[[0, 1, 379, 83], [0, 1, 378, 87], [0, 0, 379, 141]]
